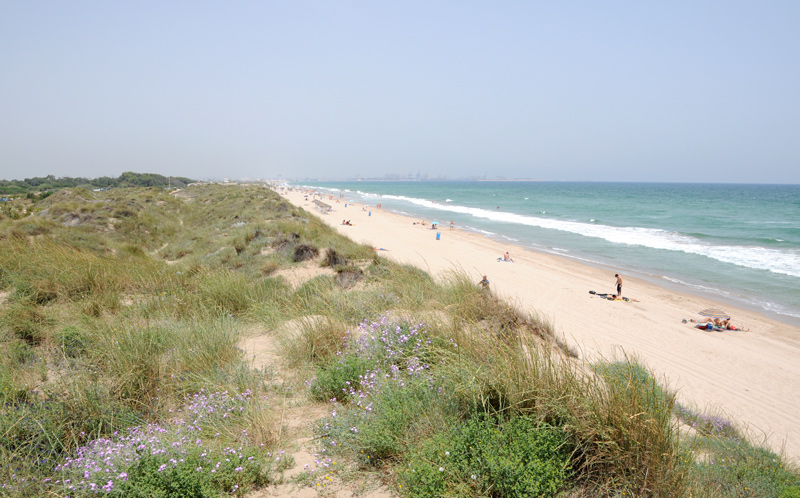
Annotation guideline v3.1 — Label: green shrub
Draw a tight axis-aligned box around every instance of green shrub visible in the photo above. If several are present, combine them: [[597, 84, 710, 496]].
[[349, 379, 445, 462], [310, 354, 373, 402], [781, 486, 800, 498], [400, 413, 572, 497], [687, 435, 800, 498], [112, 450, 267, 498]]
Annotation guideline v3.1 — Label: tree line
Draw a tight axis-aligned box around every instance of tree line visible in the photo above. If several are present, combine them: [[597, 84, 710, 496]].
[[0, 172, 196, 195]]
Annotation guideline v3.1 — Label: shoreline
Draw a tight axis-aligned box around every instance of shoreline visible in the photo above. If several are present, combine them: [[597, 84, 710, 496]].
[[305, 182, 800, 329], [281, 187, 800, 461], [474, 228, 800, 329]]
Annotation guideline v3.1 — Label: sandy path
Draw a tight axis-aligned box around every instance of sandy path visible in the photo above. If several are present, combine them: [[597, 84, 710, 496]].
[[240, 322, 394, 498], [283, 188, 800, 461]]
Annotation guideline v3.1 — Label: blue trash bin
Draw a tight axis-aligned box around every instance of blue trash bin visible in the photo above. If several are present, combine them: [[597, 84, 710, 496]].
[[436, 232, 441, 240]]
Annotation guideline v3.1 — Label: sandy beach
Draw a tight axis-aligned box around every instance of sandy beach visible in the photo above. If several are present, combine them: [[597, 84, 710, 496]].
[[282, 188, 800, 460]]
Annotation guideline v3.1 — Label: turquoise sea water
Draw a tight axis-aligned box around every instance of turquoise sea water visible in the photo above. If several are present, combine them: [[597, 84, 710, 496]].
[[296, 181, 800, 325]]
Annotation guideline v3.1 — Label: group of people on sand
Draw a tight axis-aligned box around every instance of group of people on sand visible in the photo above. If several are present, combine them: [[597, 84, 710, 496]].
[[687, 317, 747, 331], [411, 220, 455, 229], [341, 220, 353, 226], [606, 274, 746, 331]]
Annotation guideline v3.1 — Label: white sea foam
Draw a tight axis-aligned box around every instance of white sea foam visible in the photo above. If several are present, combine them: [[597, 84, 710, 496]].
[[463, 226, 495, 236], [376, 193, 800, 278], [445, 199, 453, 202]]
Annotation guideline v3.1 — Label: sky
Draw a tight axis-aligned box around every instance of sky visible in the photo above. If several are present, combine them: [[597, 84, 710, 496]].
[[1, 1, 799, 183]]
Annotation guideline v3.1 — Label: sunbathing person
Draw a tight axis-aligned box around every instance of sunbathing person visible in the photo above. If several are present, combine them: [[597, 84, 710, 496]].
[[609, 294, 640, 302], [721, 318, 749, 331], [688, 317, 748, 331], [497, 252, 515, 262], [588, 291, 639, 302]]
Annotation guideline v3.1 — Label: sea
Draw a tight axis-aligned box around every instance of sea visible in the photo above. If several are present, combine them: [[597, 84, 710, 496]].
[[294, 181, 800, 326]]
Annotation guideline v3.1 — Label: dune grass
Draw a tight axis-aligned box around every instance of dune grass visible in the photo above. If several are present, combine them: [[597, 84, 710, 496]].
[[0, 183, 797, 497]]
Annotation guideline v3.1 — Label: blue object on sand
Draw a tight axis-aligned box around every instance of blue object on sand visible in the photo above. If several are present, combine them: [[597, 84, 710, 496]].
[[436, 232, 441, 240]]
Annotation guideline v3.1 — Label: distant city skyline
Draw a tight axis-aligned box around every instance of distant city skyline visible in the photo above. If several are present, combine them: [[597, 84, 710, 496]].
[[2, 2, 799, 184]]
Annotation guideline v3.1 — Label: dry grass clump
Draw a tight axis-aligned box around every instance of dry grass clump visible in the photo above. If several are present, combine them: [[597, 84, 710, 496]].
[[278, 316, 350, 368], [322, 247, 347, 267], [293, 243, 319, 262], [444, 327, 688, 496], [334, 267, 363, 289]]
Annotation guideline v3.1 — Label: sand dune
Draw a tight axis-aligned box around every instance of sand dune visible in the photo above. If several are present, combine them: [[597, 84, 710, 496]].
[[282, 188, 800, 461]]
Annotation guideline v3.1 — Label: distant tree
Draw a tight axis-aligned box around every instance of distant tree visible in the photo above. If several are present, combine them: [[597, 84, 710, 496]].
[[0, 172, 197, 193]]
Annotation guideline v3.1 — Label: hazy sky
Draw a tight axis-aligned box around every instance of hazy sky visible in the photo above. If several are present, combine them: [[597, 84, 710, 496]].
[[2, 1, 799, 183]]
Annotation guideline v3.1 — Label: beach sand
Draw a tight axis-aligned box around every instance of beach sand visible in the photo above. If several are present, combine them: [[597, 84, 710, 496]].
[[283, 188, 800, 461]]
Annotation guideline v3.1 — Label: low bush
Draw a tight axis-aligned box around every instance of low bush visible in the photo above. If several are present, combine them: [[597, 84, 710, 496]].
[[685, 432, 800, 498], [400, 413, 572, 498], [50, 390, 274, 498], [112, 449, 267, 498], [675, 403, 741, 439], [310, 354, 374, 402], [311, 316, 460, 465]]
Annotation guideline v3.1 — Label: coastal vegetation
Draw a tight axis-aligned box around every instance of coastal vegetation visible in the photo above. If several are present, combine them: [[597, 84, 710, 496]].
[[0, 183, 797, 497], [0, 172, 195, 196]]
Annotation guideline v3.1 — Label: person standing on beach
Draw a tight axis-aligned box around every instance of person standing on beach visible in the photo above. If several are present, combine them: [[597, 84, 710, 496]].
[[615, 274, 623, 297], [450, 220, 454, 230]]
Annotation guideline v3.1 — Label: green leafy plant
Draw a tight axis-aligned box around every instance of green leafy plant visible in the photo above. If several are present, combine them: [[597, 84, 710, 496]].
[[310, 354, 373, 402], [400, 413, 572, 497]]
